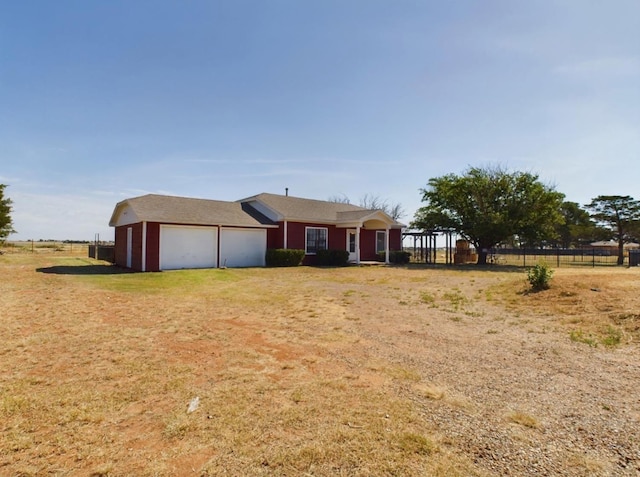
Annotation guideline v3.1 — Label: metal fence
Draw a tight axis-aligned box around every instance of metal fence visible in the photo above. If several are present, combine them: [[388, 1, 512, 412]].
[[3, 241, 90, 255], [407, 247, 640, 267], [88, 244, 115, 262], [483, 248, 635, 268]]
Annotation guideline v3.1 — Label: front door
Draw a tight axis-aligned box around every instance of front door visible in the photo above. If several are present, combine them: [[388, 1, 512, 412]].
[[347, 229, 357, 262]]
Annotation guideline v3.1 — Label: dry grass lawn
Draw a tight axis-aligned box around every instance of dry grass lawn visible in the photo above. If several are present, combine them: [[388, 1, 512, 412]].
[[1, 250, 639, 476]]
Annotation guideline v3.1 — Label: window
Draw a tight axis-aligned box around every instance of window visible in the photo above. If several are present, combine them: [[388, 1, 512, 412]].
[[376, 231, 387, 254], [306, 227, 328, 254]]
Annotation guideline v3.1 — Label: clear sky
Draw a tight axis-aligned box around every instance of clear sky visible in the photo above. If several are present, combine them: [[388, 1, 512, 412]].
[[1, 1, 638, 241]]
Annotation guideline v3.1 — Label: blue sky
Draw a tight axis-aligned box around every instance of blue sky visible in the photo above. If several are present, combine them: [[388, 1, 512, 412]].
[[1, 0, 638, 241]]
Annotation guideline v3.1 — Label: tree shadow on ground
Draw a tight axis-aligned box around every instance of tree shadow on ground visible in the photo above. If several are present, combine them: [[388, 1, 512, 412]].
[[36, 265, 132, 275], [399, 263, 526, 273]]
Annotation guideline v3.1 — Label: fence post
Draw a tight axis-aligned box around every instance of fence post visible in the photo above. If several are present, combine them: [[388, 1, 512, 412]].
[[557, 249, 560, 268], [592, 248, 595, 268]]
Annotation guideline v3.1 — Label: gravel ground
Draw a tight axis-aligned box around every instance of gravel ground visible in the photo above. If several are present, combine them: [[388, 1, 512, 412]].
[[334, 268, 640, 476]]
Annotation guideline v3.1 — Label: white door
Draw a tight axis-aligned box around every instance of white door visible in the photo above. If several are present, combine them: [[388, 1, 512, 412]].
[[347, 229, 357, 262], [126, 227, 133, 268], [220, 228, 266, 267], [160, 225, 217, 270]]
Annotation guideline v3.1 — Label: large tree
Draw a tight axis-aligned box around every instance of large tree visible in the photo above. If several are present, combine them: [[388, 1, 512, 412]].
[[585, 195, 640, 265], [0, 184, 16, 243], [554, 201, 607, 248], [412, 166, 564, 265]]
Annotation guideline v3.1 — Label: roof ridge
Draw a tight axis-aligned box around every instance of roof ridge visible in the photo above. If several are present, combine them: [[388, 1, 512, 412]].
[[130, 193, 236, 204], [255, 192, 370, 209]]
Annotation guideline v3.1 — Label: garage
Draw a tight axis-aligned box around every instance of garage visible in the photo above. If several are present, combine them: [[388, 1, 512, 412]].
[[109, 194, 276, 271], [160, 225, 218, 270], [220, 228, 266, 268]]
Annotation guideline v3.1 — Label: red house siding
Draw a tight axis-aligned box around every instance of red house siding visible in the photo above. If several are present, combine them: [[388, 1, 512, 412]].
[[114, 225, 128, 268], [359, 229, 377, 261], [269, 221, 400, 264], [390, 228, 401, 250], [279, 222, 345, 250], [114, 222, 164, 272], [267, 226, 282, 249], [146, 222, 161, 272], [132, 223, 144, 270], [329, 227, 347, 250], [284, 222, 307, 250], [114, 223, 144, 271], [277, 222, 338, 264]]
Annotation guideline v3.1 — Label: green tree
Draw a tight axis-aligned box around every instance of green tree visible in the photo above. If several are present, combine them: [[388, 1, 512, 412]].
[[412, 166, 565, 265], [628, 220, 640, 243], [0, 184, 16, 243], [585, 195, 640, 265], [555, 201, 606, 248]]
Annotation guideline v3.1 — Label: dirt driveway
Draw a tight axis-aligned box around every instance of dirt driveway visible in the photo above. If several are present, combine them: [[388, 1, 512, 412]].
[[1, 252, 639, 476]]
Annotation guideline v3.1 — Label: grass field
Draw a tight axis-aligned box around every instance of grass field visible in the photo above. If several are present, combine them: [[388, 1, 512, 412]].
[[1, 251, 639, 476]]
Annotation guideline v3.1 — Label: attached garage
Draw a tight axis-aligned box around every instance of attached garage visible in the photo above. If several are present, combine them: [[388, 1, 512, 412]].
[[220, 228, 267, 268], [160, 225, 218, 270], [109, 194, 276, 272]]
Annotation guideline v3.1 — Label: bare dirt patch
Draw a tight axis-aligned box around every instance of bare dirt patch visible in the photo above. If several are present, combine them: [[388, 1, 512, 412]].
[[1, 253, 639, 476]]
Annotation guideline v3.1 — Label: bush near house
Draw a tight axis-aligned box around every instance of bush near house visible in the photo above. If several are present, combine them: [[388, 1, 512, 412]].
[[377, 250, 412, 264], [315, 249, 350, 267], [265, 249, 305, 267]]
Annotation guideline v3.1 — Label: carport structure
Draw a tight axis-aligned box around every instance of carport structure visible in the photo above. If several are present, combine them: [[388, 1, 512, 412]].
[[402, 228, 457, 264]]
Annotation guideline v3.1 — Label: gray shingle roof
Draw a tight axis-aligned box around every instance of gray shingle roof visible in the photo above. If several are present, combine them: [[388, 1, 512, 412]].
[[110, 194, 275, 227], [110, 192, 404, 228], [241, 193, 402, 226], [336, 210, 381, 222]]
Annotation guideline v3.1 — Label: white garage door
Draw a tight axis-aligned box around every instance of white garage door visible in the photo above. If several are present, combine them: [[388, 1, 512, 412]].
[[220, 228, 266, 268], [160, 225, 218, 270]]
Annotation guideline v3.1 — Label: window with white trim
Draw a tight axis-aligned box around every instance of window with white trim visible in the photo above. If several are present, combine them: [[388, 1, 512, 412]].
[[305, 227, 328, 254], [376, 230, 387, 254]]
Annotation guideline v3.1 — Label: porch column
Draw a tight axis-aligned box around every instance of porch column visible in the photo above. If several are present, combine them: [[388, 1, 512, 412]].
[[385, 226, 390, 264], [283, 220, 288, 249], [355, 226, 361, 264]]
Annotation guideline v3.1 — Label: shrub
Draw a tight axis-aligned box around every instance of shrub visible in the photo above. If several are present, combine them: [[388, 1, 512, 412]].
[[527, 263, 554, 291], [377, 250, 412, 264], [315, 249, 349, 266], [265, 249, 304, 267], [569, 329, 598, 347], [602, 326, 622, 347]]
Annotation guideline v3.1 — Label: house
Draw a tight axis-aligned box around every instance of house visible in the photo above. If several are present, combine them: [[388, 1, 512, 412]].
[[590, 240, 640, 256], [109, 192, 404, 271]]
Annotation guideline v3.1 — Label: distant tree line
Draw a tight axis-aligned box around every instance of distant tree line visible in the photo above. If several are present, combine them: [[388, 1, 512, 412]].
[[411, 165, 640, 265]]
